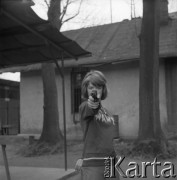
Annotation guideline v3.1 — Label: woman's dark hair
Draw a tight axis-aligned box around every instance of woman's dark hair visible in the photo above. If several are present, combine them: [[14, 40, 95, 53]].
[[81, 70, 108, 100]]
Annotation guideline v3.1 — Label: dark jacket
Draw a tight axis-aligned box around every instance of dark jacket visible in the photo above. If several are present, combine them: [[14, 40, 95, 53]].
[[79, 101, 118, 158]]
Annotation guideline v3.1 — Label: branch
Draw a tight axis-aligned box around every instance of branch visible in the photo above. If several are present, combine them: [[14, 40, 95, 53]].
[[60, 0, 70, 21], [62, 12, 79, 24], [62, 0, 83, 24]]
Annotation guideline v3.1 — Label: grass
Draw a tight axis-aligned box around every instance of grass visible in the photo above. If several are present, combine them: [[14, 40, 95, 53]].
[[16, 139, 83, 157], [114, 138, 177, 160]]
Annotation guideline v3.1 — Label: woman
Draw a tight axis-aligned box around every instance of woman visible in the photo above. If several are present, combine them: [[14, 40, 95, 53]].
[[75, 70, 120, 180]]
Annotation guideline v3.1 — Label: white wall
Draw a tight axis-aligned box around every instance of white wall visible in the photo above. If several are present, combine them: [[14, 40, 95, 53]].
[[20, 71, 43, 134], [97, 62, 139, 138]]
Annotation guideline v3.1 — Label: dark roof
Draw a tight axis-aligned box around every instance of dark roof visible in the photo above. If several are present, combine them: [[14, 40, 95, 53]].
[[1, 11, 177, 73], [0, 0, 91, 69], [62, 16, 177, 67]]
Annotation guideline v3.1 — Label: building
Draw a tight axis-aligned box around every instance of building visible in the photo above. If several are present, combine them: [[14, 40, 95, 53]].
[[1, 9, 177, 139]]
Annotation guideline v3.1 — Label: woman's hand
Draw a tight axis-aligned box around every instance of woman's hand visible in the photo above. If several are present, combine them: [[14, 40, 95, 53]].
[[75, 159, 83, 171], [88, 95, 100, 109]]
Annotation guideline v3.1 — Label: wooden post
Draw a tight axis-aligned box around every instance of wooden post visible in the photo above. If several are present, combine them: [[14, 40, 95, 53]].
[[54, 57, 67, 171], [1, 144, 11, 180]]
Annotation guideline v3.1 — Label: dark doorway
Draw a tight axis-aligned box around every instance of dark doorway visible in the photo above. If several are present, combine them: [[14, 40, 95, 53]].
[[165, 57, 177, 132]]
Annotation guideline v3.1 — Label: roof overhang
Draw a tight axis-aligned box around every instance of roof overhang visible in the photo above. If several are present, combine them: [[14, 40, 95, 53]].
[[0, 0, 91, 68]]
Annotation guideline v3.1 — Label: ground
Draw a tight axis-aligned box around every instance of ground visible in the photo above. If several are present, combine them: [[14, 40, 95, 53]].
[[1, 136, 177, 180], [0, 136, 83, 169]]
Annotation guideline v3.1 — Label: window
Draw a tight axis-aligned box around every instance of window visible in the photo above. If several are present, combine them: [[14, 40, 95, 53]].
[[0, 86, 19, 100], [71, 68, 89, 113]]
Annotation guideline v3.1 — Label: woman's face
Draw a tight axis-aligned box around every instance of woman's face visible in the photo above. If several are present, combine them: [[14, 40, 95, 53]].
[[87, 82, 103, 99]]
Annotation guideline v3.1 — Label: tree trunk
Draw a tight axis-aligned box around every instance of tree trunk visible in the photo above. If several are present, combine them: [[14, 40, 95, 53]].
[[39, 63, 63, 144], [138, 0, 164, 141], [47, 0, 62, 29], [39, 0, 63, 144]]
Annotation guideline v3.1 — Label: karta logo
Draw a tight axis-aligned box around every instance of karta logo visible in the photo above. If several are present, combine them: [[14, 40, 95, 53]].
[[104, 156, 177, 178]]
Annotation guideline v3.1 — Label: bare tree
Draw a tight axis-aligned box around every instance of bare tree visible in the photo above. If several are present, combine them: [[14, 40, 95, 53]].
[[38, 0, 83, 147], [46, 0, 83, 29]]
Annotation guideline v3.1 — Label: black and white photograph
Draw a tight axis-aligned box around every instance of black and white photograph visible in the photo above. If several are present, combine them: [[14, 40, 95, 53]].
[[0, 0, 177, 179]]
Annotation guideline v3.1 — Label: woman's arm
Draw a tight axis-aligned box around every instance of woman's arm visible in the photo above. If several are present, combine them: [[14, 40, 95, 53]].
[[79, 100, 99, 122]]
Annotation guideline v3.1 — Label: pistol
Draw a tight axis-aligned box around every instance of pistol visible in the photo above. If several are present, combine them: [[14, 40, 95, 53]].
[[91, 90, 99, 102]]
